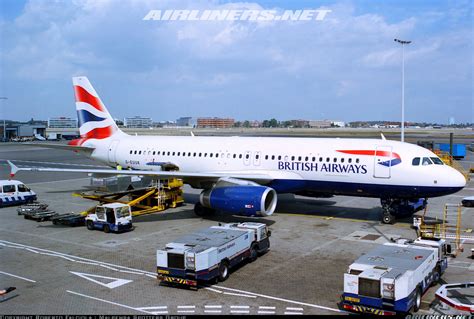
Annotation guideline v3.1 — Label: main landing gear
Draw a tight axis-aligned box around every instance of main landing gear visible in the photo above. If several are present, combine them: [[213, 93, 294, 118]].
[[380, 198, 427, 224]]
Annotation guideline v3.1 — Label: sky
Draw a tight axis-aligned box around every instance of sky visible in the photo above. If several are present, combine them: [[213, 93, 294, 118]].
[[0, 0, 472, 124]]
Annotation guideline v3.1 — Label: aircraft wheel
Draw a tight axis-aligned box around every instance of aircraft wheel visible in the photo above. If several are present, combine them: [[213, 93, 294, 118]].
[[249, 243, 258, 262], [103, 224, 110, 233], [413, 287, 422, 312], [382, 211, 395, 224]]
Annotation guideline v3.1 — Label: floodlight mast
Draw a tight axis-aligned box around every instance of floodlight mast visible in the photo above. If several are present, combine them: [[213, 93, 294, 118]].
[[394, 38, 411, 142]]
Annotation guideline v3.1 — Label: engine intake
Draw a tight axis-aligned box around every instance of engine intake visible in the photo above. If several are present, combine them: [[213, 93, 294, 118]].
[[200, 178, 277, 217]]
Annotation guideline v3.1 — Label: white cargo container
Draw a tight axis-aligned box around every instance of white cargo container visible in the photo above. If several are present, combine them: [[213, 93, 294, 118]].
[[341, 238, 449, 315], [157, 222, 270, 287]]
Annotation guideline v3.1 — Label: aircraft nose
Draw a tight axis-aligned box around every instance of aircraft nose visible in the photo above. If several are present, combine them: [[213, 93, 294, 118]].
[[450, 167, 467, 188]]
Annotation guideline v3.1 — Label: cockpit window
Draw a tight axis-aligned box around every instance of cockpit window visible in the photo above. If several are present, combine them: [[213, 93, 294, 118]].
[[412, 157, 420, 166], [430, 157, 444, 165], [422, 157, 433, 165]]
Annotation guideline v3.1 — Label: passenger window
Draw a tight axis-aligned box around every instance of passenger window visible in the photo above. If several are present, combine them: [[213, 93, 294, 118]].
[[265, 155, 269, 160], [199, 153, 202, 157], [356, 158, 360, 163], [312, 157, 315, 162], [245, 154, 249, 159], [3, 185, 15, 193], [239, 154, 243, 159], [129, 150, 132, 154], [305, 156, 308, 161], [204, 153, 207, 157], [430, 157, 444, 165], [348, 158, 352, 163], [172, 152, 175, 156], [17, 184, 30, 192], [319, 157, 322, 162], [326, 157, 330, 162], [134, 150, 137, 154], [341, 158, 345, 163], [188, 152, 191, 156], [233, 154, 236, 158], [210, 153, 213, 158], [333, 158, 337, 162], [278, 155, 282, 160], [422, 157, 432, 165], [298, 156, 301, 161], [412, 157, 420, 165], [256, 154, 259, 159], [193, 153, 196, 157], [291, 156, 295, 161], [272, 155, 275, 160], [167, 152, 170, 155], [177, 152, 180, 156]]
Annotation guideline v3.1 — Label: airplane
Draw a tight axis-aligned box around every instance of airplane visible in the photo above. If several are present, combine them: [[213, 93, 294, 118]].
[[7, 76, 467, 224]]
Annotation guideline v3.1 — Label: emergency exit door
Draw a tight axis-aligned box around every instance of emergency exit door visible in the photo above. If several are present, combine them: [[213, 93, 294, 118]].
[[373, 146, 392, 178]]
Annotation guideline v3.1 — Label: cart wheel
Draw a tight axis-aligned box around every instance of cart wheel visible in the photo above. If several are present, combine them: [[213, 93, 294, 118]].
[[86, 220, 94, 230], [103, 224, 110, 233], [413, 287, 422, 312], [249, 243, 258, 262], [52, 220, 58, 225], [218, 261, 229, 282]]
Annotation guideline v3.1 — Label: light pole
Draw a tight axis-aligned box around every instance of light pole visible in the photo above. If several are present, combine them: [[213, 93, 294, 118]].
[[394, 38, 411, 142], [0, 97, 7, 141]]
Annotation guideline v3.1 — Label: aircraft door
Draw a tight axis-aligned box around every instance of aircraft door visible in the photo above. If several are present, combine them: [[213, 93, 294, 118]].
[[373, 146, 391, 178], [253, 151, 261, 166], [108, 140, 120, 164], [244, 151, 251, 166]]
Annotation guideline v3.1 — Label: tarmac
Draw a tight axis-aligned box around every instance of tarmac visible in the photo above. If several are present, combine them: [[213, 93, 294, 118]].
[[0, 142, 473, 315]]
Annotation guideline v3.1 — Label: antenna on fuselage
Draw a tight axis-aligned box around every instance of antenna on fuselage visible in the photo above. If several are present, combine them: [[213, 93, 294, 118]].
[[190, 131, 195, 137], [380, 133, 386, 140]]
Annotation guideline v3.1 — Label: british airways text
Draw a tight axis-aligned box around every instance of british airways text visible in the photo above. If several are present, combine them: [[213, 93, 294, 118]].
[[278, 161, 368, 174]]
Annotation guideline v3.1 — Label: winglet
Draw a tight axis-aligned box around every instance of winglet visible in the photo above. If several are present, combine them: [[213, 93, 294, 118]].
[[380, 133, 386, 140], [7, 160, 19, 179]]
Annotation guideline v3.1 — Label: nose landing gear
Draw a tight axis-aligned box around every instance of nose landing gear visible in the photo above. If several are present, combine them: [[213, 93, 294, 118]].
[[380, 198, 427, 224]]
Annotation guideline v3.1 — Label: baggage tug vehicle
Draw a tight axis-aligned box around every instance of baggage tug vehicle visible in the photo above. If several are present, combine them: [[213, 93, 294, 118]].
[[341, 238, 450, 315], [157, 223, 271, 287]]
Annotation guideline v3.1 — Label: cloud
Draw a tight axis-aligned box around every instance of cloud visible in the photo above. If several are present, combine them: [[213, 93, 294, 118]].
[[0, 0, 472, 123]]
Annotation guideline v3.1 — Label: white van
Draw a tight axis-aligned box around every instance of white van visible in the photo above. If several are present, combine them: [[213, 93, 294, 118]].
[[0, 180, 37, 207]]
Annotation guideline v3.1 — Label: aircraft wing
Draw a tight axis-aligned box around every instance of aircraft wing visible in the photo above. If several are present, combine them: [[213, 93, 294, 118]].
[[21, 143, 94, 155], [7, 161, 301, 184]]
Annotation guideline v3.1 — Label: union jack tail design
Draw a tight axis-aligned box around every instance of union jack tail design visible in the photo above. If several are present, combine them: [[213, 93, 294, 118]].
[[69, 76, 121, 145]]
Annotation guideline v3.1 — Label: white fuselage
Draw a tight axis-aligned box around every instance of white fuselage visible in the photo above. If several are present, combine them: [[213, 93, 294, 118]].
[[83, 134, 466, 199]]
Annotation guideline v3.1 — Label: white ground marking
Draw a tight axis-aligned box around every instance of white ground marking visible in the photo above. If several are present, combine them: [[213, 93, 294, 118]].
[[67, 290, 153, 314], [205, 305, 222, 308], [258, 311, 276, 314], [287, 307, 304, 311], [259, 306, 276, 309], [205, 287, 223, 294], [177, 310, 195, 313], [230, 310, 250, 314], [230, 305, 250, 309], [223, 292, 257, 298], [0, 271, 36, 283], [204, 310, 222, 313], [216, 286, 344, 313], [149, 311, 168, 315], [136, 306, 167, 310], [70, 271, 133, 289], [1, 239, 341, 312], [177, 305, 196, 309], [285, 311, 303, 315]]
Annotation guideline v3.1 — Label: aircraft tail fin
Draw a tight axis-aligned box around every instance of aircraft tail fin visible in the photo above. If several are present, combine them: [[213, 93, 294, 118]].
[[70, 76, 124, 145]]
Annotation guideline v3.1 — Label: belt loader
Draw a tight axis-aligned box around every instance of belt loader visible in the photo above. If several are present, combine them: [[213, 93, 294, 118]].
[[341, 238, 450, 315], [157, 222, 271, 288]]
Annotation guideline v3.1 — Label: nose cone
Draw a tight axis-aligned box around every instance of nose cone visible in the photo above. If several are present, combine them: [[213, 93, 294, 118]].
[[449, 167, 467, 189]]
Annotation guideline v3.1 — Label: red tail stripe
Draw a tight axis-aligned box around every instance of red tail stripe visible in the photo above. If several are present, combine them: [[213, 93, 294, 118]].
[[337, 150, 401, 159], [74, 85, 105, 112], [68, 126, 114, 146]]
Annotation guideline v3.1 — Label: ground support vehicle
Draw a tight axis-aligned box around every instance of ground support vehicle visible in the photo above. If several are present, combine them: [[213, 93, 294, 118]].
[[341, 238, 449, 315], [85, 203, 133, 233], [17, 202, 49, 215], [51, 213, 86, 226], [157, 222, 271, 288], [0, 180, 37, 207]]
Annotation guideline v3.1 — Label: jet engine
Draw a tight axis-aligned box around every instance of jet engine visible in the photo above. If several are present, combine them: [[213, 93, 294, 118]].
[[198, 177, 277, 217]]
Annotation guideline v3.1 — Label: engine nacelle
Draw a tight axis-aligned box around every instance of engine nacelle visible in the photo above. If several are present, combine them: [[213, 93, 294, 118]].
[[200, 178, 277, 217]]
